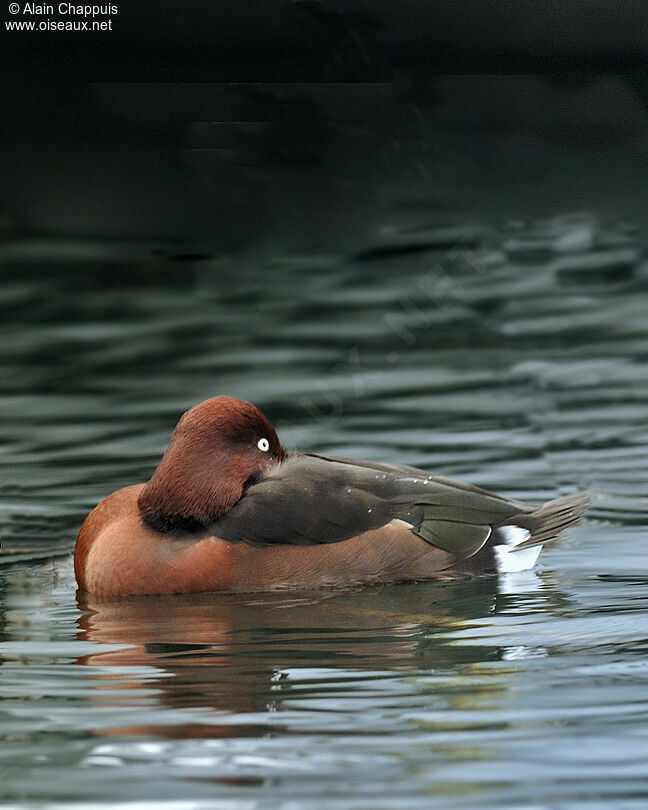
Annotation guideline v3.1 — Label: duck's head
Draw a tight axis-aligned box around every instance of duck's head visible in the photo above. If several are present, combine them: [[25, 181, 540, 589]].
[[138, 397, 285, 534]]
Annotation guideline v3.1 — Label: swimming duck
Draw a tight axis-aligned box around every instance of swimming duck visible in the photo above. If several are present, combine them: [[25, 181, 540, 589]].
[[74, 396, 589, 596]]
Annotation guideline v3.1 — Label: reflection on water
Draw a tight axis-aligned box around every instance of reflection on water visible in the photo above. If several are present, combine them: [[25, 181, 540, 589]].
[[76, 582, 504, 735], [1, 536, 647, 809], [1, 208, 648, 807]]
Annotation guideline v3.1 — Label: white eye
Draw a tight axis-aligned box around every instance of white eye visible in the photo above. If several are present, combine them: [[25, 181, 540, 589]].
[[257, 438, 270, 452]]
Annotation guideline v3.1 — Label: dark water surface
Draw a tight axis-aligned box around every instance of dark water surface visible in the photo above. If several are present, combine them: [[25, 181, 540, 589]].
[[1, 210, 647, 808]]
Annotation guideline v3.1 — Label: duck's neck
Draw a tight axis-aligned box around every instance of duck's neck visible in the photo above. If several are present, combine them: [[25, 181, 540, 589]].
[[137, 447, 247, 535]]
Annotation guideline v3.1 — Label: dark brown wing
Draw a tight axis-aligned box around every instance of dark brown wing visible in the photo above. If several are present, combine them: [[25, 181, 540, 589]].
[[213, 453, 536, 559]]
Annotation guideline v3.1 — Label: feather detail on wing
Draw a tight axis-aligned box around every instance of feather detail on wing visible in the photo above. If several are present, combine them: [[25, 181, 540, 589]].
[[212, 453, 540, 560]]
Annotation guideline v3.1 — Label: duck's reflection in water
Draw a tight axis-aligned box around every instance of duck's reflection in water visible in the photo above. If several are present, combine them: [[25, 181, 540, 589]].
[[76, 575, 553, 740]]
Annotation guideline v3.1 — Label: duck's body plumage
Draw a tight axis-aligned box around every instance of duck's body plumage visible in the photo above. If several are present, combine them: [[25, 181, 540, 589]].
[[74, 397, 589, 597]]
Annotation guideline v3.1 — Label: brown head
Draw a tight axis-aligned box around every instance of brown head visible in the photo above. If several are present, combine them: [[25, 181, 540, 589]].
[[137, 397, 286, 534]]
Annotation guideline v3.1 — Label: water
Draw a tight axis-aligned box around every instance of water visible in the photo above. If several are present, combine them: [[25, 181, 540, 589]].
[[1, 209, 647, 808]]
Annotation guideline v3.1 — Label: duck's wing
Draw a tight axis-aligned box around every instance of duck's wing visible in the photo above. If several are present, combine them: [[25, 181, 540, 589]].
[[213, 453, 534, 559]]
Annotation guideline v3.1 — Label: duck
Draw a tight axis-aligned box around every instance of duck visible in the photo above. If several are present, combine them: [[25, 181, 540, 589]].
[[74, 396, 589, 596]]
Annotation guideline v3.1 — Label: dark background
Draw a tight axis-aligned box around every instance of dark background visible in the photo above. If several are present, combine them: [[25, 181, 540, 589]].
[[3, 2, 648, 254]]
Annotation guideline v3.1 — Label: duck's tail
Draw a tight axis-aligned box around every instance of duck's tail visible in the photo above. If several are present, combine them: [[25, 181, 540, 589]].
[[491, 492, 590, 573]]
